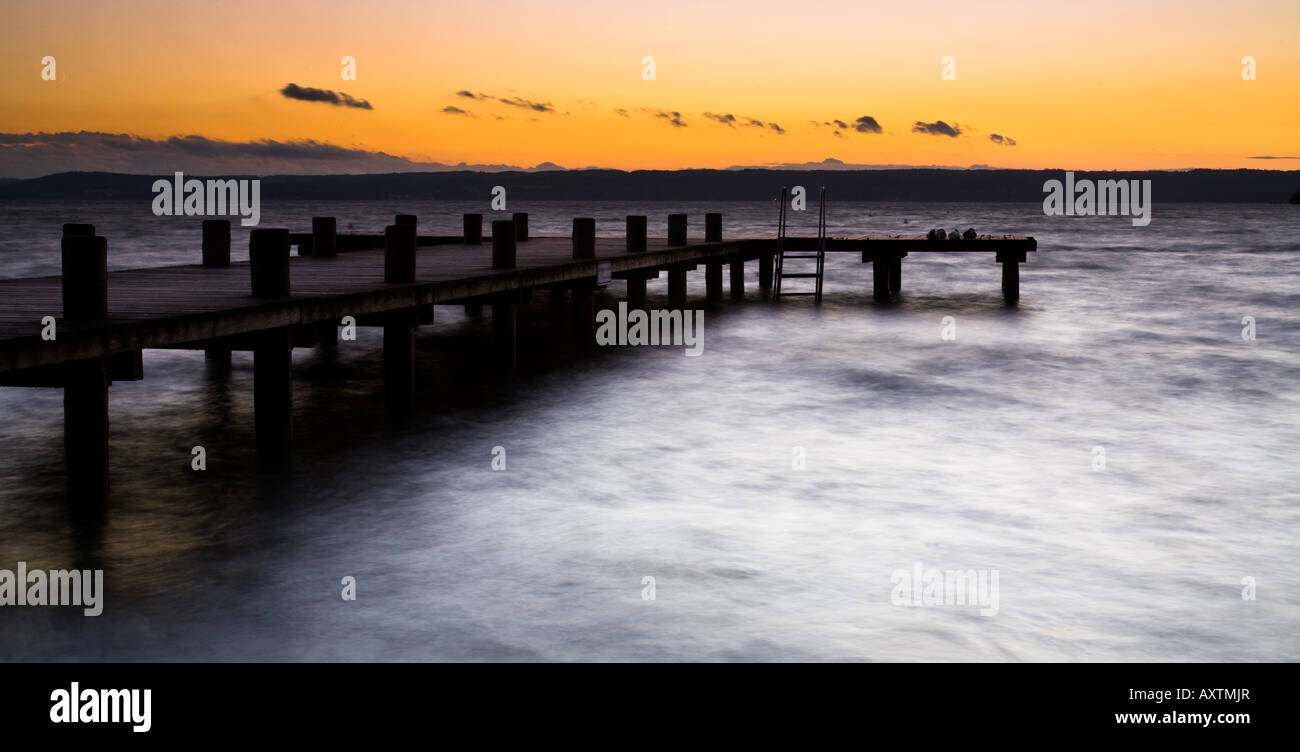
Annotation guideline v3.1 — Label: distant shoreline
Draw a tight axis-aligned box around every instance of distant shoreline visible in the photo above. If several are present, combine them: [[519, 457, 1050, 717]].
[[2, 168, 1297, 203]]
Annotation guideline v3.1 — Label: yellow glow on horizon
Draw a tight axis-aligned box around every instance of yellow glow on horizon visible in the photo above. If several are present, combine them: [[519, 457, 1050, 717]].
[[0, 0, 1296, 171]]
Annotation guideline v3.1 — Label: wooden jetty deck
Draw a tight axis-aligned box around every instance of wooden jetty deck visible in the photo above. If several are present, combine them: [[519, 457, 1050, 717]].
[[0, 211, 1034, 509]]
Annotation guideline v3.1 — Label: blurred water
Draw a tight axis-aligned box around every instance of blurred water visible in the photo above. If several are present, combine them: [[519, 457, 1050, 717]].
[[0, 200, 1297, 661]]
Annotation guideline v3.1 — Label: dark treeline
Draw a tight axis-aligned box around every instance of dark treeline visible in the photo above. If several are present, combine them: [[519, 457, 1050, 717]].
[[2, 168, 1297, 203]]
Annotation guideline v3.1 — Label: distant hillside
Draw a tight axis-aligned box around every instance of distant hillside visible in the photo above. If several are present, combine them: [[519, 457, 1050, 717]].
[[1, 169, 1297, 203]]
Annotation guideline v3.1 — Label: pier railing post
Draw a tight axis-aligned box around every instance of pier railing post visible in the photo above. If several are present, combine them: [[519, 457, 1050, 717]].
[[705, 213, 722, 243], [512, 212, 529, 241], [492, 221, 516, 269], [668, 214, 687, 246], [249, 229, 292, 469], [61, 228, 110, 508], [311, 216, 338, 258], [463, 213, 483, 245]]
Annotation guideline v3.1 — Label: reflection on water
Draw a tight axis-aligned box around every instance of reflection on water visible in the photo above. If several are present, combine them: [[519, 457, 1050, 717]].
[[1, 201, 1298, 661]]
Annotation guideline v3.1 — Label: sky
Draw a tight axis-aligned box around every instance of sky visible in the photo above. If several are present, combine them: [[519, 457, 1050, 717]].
[[0, 0, 1297, 176]]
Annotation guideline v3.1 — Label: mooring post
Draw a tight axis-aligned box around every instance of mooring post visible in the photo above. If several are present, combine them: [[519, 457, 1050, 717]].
[[997, 250, 1024, 305], [705, 213, 722, 243], [668, 265, 688, 310], [492, 220, 516, 269], [463, 213, 483, 245], [668, 214, 688, 246], [249, 229, 292, 469], [61, 230, 110, 507], [492, 293, 517, 376], [572, 217, 596, 259], [512, 212, 529, 241], [312, 216, 338, 258], [626, 215, 647, 253]]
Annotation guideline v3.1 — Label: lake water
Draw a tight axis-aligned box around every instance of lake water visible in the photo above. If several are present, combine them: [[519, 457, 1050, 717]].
[[1, 200, 1297, 661]]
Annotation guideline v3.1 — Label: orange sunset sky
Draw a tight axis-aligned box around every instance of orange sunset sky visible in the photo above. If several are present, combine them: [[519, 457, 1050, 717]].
[[1, 0, 1297, 175]]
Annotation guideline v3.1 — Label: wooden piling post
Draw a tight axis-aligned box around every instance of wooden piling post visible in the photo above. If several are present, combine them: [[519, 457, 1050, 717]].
[[759, 254, 774, 291], [730, 258, 745, 299], [627, 274, 648, 311], [572, 218, 596, 259], [890, 252, 906, 295], [626, 215, 647, 253], [395, 214, 417, 229], [384, 224, 417, 284], [249, 229, 292, 468], [512, 212, 529, 241], [668, 214, 687, 246], [249, 229, 290, 297], [202, 219, 231, 267], [61, 231, 109, 506], [871, 253, 890, 302], [463, 213, 483, 245], [668, 266, 688, 310], [199, 221, 234, 367], [572, 279, 596, 347], [312, 217, 338, 258], [492, 221, 516, 269], [706, 262, 723, 303], [705, 213, 722, 242]]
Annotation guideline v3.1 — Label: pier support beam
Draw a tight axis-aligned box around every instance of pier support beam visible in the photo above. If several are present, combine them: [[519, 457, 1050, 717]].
[[61, 228, 110, 509], [706, 262, 723, 303], [625, 271, 650, 311], [872, 254, 890, 302], [668, 265, 689, 310], [730, 258, 745, 299], [997, 250, 1025, 305], [492, 294, 517, 376], [250, 229, 292, 469], [384, 313, 415, 420], [759, 253, 774, 292], [572, 278, 596, 347], [890, 252, 907, 296]]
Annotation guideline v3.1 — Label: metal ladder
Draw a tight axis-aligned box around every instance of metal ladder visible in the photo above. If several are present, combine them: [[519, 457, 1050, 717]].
[[773, 186, 826, 304]]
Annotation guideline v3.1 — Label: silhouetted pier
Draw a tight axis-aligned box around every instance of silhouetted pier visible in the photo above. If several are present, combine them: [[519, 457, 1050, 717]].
[[0, 211, 1034, 508]]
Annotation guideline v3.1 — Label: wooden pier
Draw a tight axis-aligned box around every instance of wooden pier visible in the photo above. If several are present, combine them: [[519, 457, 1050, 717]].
[[0, 212, 1034, 508]]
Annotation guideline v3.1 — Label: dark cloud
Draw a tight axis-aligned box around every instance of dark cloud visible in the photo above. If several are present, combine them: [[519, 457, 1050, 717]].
[[853, 116, 882, 134], [833, 120, 849, 129], [912, 120, 961, 137], [456, 91, 490, 100], [614, 108, 629, 118], [498, 96, 554, 113], [280, 83, 372, 110], [647, 110, 687, 128], [768, 123, 786, 135], [704, 112, 738, 126], [1249, 155, 1300, 159], [441, 106, 473, 116], [989, 133, 1017, 146]]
